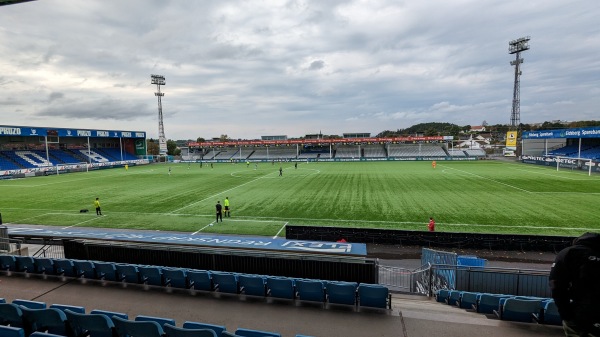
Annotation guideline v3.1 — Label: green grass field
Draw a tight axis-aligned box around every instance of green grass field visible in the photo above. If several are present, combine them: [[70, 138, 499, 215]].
[[1, 160, 599, 237]]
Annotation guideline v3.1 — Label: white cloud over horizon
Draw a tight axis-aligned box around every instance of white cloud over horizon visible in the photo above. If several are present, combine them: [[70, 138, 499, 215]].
[[1, 0, 599, 140]]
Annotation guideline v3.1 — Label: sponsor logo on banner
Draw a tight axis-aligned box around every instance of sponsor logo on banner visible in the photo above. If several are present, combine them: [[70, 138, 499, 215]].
[[0, 127, 22, 135], [506, 131, 517, 147]]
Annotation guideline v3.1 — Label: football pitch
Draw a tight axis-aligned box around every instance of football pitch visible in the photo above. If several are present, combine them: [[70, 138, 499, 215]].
[[1, 160, 599, 237]]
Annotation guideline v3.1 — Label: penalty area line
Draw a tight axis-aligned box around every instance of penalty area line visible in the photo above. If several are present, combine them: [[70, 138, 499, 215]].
[[192, 221, 215, 235], [62, 215, 105, 229], [273, 222, 288, 239]]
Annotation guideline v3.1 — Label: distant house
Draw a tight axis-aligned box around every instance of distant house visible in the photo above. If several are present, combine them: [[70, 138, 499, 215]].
[[470, 125, 487, 132], [456, 135, 491, 149]]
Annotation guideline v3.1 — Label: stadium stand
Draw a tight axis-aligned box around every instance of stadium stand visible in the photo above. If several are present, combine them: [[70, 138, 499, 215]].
[[387, 144, 447, 157], [334, 145, 360, 158], [362, 145, 386, 158]]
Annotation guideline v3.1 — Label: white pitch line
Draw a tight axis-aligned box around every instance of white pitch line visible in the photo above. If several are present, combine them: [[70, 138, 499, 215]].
[[439, 164, 532, 193], [62, 215, 105, 229], [167, 170, 280, 214], [273, 222, 288, 239]]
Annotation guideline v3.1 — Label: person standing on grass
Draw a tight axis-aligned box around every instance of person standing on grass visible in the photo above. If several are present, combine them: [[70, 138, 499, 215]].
[[215, 201, 223, 223], [428, 217, 435, 232], [279, 166, 283, 176], [224, 197, 230, 218], [549, 232, 600, 337], [94, 197, 102, 216], [295, 162, 297, 169]]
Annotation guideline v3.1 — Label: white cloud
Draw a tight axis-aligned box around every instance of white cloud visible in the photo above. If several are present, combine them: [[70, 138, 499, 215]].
[[1, 0, 599, 140]]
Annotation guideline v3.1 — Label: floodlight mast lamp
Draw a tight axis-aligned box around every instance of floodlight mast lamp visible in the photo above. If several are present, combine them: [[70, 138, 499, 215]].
[[508, 36, 530, 131], [151, 74, 168, 155]]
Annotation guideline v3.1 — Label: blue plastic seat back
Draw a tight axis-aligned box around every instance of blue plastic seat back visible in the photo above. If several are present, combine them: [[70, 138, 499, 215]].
[[187, 270, 212, 291], [235, 327, 282, 337], [138, 266, 164, 286], [266, 277, 295, 299], [447, 290, 462, 306], [295, 279, 325, 302], [0, 255, 17, 271], [543, 300, 562, 325], [435, 289, 450, 303], [212, 272, 239, 294], [29, 333, 66, 337], [113, 316, 164, 337], [0, 303, 24, 327], [49, 304, 85, 314], [0, 325, 25, 337], [13, 299, 47, 309], [164, 323, 218, 337], [33, 258, 55, 275], [183, 321, 226, 336], [162, 268, 188, 289], [115, 264, 139, 283], [15, 256, 35, 273], [239, 274, 266, 297], [93, 262, 118, 281], [501, 298, 543, 323], [73, 260, 96, 279], [458, 292, 479, 309], [65, 309, 116, 337], [326, 281, 358, 305], [89, 309, 129, 321], [53, 259, 76, 277], [477, 294, 511, 314], [135, 314, 175, 328], [358, 284, 389, 309], [20, 307, 68, 336]]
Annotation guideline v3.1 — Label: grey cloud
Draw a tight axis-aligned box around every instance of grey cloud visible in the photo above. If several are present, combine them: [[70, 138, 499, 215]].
[[308, 60, 325, 71]]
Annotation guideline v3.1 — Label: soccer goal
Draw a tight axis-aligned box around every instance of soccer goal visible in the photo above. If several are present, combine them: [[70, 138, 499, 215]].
[[52, 162, 90, 175], [555, 156, 594, 176]]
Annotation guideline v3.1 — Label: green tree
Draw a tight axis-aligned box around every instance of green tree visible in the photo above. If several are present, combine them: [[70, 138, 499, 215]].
[[166, 140, 180, 156], [147, 139, 159, 155]]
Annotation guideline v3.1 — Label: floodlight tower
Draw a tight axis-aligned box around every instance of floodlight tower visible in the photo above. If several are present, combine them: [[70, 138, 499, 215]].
[[151, 74, 168, 155], [508, 36, 530, 130]]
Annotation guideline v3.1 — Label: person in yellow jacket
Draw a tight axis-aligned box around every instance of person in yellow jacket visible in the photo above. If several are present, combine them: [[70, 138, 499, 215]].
[[94, 197, 102, 216], [224, 197, 231, 217]]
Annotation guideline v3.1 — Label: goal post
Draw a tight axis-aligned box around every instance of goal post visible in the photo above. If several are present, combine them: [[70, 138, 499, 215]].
[[556, 156, 594, 176], [53, 162, 90, 175]]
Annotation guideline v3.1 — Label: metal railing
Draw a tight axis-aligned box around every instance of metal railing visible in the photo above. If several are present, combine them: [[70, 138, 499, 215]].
[[378, 263, 551, 298]]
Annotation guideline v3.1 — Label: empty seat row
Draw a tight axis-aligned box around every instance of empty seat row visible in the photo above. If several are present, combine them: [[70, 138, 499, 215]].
[[434, 289, 561, 325], [0, 298, 313, 337], [0, 255, 391, 309]]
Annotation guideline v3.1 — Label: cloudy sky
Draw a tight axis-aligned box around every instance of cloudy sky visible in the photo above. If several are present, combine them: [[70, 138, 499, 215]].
[[1, 0, 599, 140]]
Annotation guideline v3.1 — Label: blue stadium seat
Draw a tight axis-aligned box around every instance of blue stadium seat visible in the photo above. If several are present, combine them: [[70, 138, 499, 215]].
[[358, 284, 390, 309], [65, 309, 117, 337], [326, 281, 358, 306], [49, 304, 85, 314], [474, 294, 511, 314], [115, 264, 139, 284], [540, 300, 562, 325], [134, 314, 175, 328], [238, 274, 267, 297], [234, 327, 282, 337], [187, 270, 212, 291], [20, 307, 70, 336], [0, 255, 17, 271], [162, 268, 189, 289], [446, 290, 462, 306], [0, 298, 5, 303], [295, 279, 325, 303], [89, 309, 128, 322], [34, 258, 56, 275], [112, 316, 164, 337], [494, 298, 543, 323], [435, 289, 450, 303], [15, 256, 35, 273], [29, 333, 67, 337], [211, 271, 239, 294], [457, 291, 479, 309], [183, 321, 226, 336], [0, 303, 25, 328], [53, 259, 76, 277], [0, 325, 25, 337], [164, 323, 217, 337], [93, 262, 118, 282], [138, 266, 164, 286], [13, 299, 47, 309], [266, 277, 295, 300], [73, 260, 96, 279]]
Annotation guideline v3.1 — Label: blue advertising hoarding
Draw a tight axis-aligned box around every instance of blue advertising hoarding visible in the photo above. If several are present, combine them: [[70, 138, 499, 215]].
[[522, 126, 600, 139], [7, 226, 367, 256], [0, 125, 145, 138]]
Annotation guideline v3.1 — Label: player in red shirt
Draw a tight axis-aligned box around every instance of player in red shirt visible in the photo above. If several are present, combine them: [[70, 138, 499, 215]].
[[428, 217, 435, 232]]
